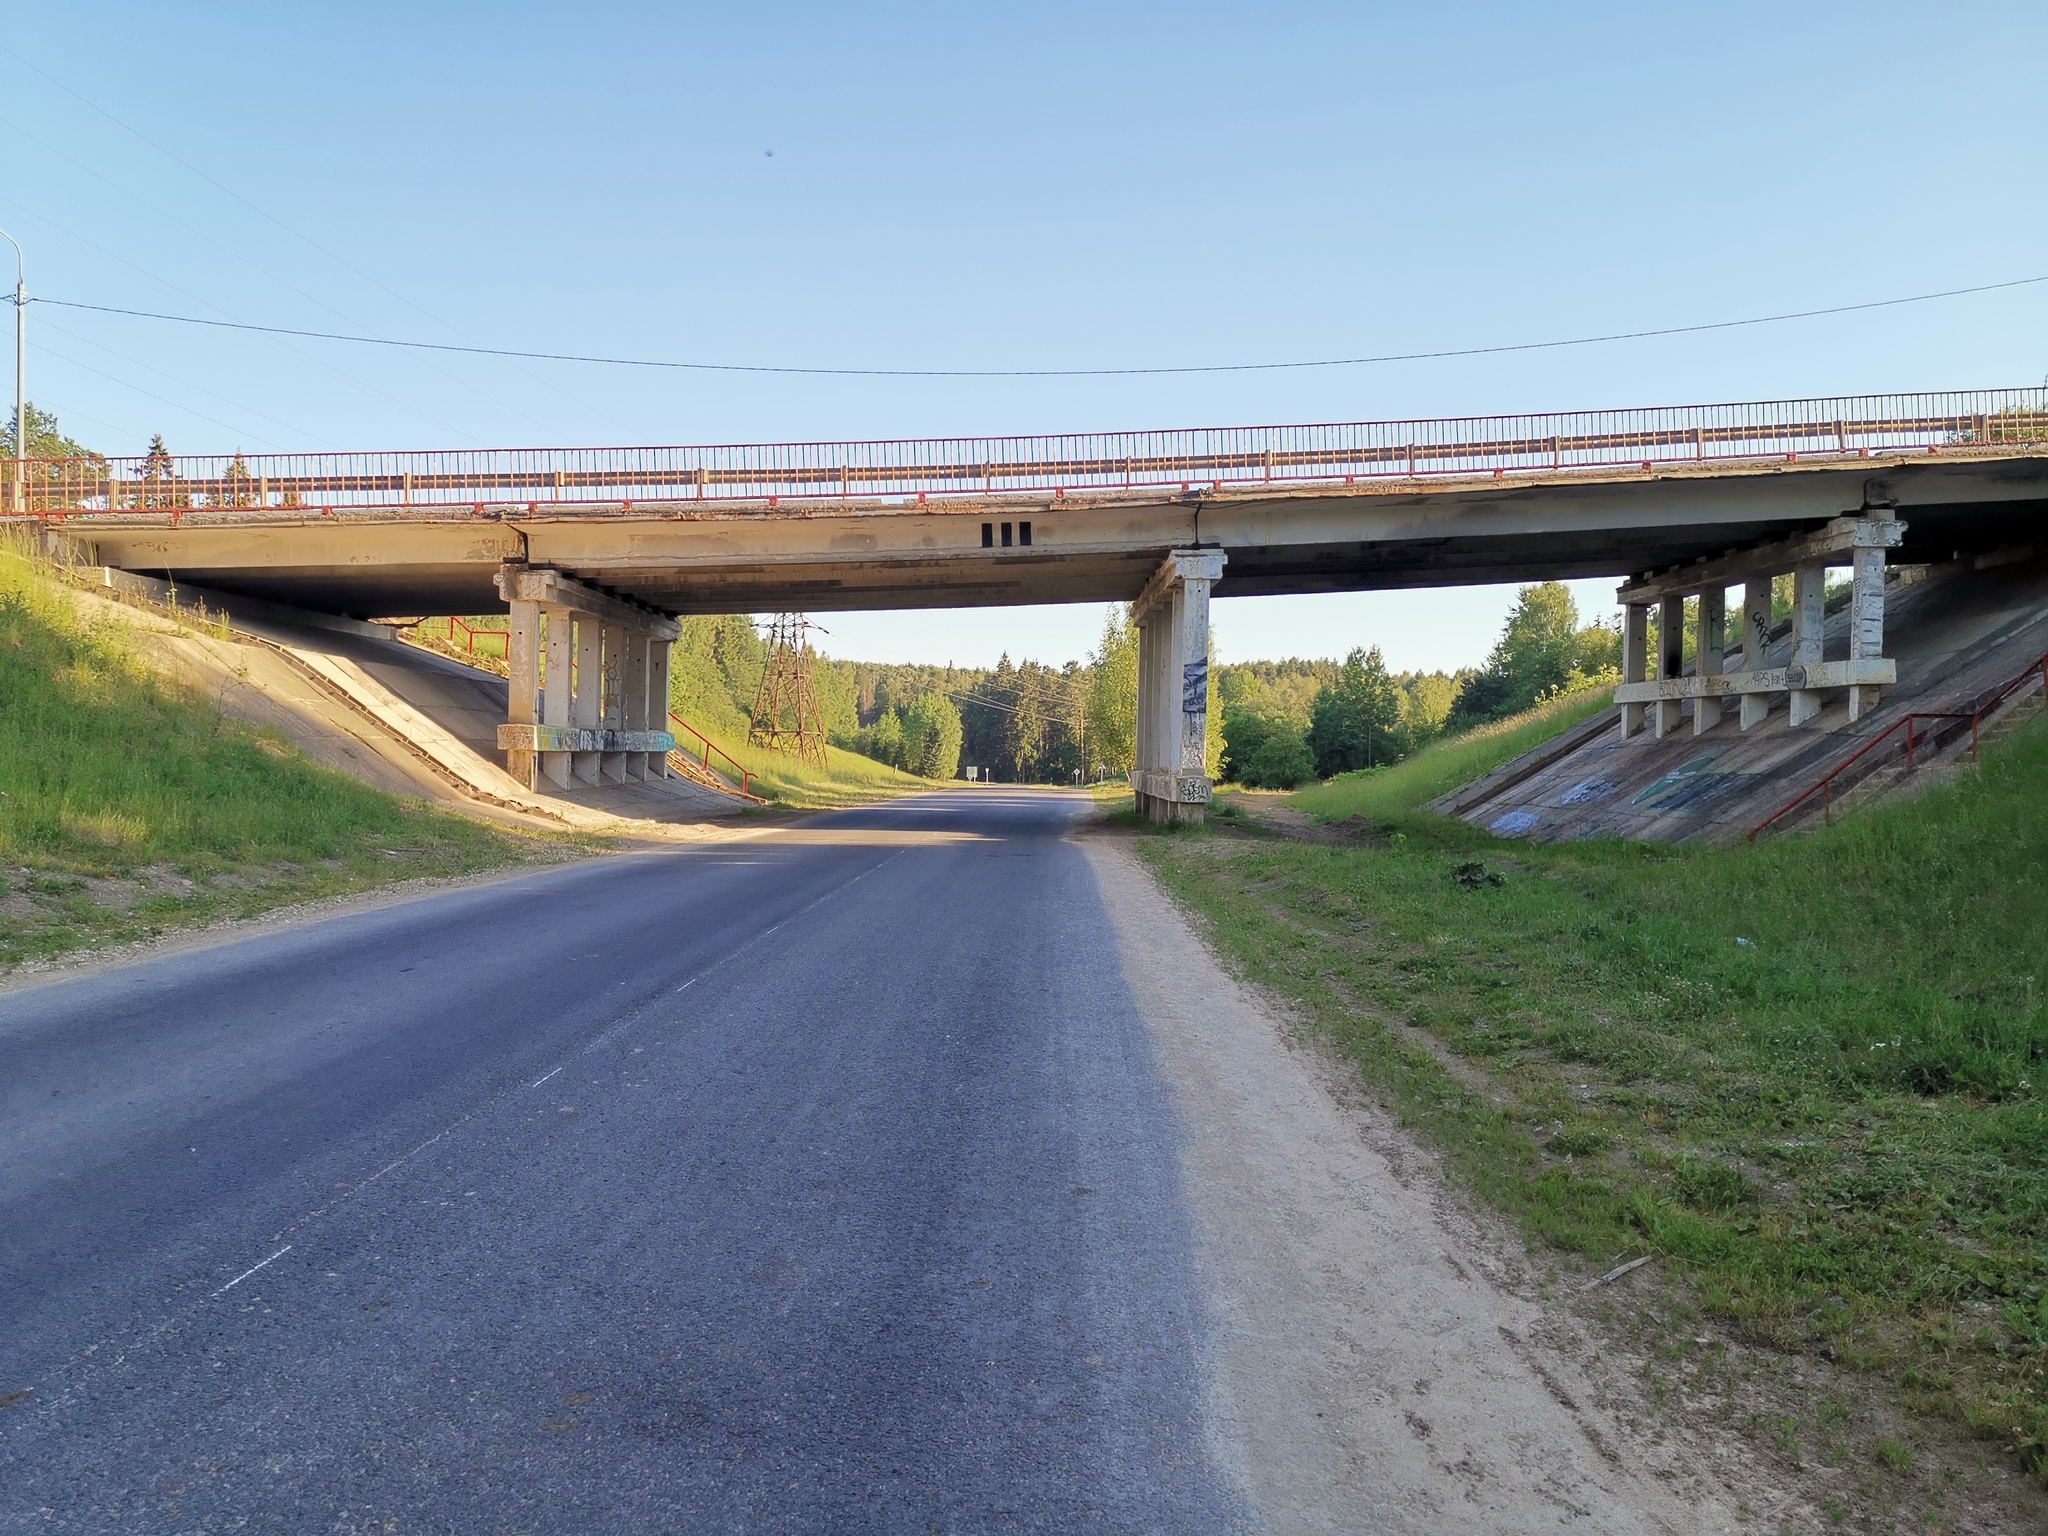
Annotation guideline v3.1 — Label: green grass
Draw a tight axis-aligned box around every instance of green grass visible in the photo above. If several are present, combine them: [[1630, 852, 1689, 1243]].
[[0, 549, 579, 968], [1148, 704, 2048, 1485], [396, 619, 933, 811], [690, 732, 939, 810], [1290, 683, 1617, 823]]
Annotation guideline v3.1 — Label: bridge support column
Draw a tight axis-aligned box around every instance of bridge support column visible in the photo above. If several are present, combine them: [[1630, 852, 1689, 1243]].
[[621, 632, 650, 782], [1848, 543, 1886, 722], [541, 605, 574, 788], [506, 600, 541, 788], [1694, 585, 1725, 734], [1653, 595, 1685, 738], [571, 617, 603, 785], [493, 565, 680, 792], [1129, 549, 1225, 825], [1133, 605, 1159, 793], [1619, 602, 1648, 740], [1739, 580, 1772, 729], [599, 621, 628, 784], [1615, 516, 1903, 741], [1787, 562, 1826, 727]]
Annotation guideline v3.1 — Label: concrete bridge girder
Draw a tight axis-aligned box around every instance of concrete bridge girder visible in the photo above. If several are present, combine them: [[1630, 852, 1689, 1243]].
[[39, 450, 2048, 621]]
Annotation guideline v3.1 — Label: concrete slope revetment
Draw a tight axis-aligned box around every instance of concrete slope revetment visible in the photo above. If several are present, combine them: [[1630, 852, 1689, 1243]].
[[1440, 550, 2048, 844], [71, 569, 748, 836]]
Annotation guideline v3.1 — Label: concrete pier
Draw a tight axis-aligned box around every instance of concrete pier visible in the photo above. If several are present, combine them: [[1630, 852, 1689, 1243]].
[[494, 564, 678, 792], [1616, 516, 1904, 740], [1130, 549, 1225, 825]]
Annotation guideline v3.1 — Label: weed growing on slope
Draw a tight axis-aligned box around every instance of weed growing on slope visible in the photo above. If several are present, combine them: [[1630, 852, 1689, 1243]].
[[1290, 683, 1615, 823], [1139, 708, 2048, 1494], [396, 620, 937, 811], [0, 549, 575, 966]]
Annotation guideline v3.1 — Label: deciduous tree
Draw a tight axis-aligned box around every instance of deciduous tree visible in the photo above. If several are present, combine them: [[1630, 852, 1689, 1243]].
[[1308, 645, 1402, 776], [1084, 606, 1138, 775]]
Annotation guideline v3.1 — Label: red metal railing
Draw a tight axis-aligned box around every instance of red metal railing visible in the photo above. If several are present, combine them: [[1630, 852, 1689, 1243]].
[[1748, 651, 2048, 840], [9, 387, 2045, 516], [667, 711, 760, 801], [397, 618, 761, 800], [420, 614, 510, 660]]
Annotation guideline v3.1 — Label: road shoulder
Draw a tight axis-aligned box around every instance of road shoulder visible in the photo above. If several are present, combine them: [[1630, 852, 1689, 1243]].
[[1080, 830, 1784, 1534]]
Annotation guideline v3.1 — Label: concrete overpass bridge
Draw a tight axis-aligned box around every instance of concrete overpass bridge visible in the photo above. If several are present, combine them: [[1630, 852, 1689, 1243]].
[[10, 387, 2047, 820]]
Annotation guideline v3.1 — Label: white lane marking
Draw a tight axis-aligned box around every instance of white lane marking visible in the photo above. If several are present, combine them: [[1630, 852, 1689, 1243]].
[[37, 836, 929, 1393], [581, 848, 909, 1055], [213, 1245, 291, 1297]]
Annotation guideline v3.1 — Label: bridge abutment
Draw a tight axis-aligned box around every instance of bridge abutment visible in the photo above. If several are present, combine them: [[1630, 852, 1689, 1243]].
[[1130, 549, 1225, 825], [494, 565, 679, 792], [1615, 516, 1903, 741]]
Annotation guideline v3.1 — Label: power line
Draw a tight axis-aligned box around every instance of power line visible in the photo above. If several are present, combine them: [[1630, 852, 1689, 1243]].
[[31, 272, 2048, 379], [0, 42, 631, 434], [34, 338, 286, 449], [944, 687, 1084, 732], [0, 115, 506, 443], [37, 312, 341, 448], [0, 191, 479, 444]]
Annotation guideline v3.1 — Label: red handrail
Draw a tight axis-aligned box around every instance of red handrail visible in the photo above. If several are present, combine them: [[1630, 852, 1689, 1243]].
[[396, 619, 762, 800], [19, 386, 2048, 516], [1749, 650, 2048, 840], [666, 711, 760, 801], [447, 615, 509, 659]]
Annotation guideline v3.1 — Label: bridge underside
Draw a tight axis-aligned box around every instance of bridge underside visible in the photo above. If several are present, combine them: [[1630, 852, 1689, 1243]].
[[45, 452, 2048, 619]]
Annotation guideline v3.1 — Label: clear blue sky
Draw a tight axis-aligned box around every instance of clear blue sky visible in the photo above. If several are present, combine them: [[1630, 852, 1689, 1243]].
[[7, 2, 2046, 670]]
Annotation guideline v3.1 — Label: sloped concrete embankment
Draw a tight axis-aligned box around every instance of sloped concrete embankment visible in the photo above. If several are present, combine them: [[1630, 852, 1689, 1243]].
[[1442, 551, 2048, 844], [67, 568, 748, 836]]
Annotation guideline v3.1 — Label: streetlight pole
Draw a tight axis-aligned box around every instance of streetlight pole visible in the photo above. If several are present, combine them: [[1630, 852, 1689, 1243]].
[[0, 228, 21, 513]]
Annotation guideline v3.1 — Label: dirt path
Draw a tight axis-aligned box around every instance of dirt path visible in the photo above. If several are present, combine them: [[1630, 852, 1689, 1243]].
[[1083, 834, 1786, 1534]]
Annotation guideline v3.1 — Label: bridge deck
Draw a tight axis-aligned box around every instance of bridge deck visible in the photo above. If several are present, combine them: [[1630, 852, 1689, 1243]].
[[10, 388, 2046, 617]]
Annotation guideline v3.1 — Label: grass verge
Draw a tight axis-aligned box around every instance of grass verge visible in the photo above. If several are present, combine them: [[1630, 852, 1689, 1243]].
[[1144, 702, 2048, 1501], [395, 621, 934, 811], [1290, 682, 1616, 823], [1, 548, 587, 969], [694, 735, 938, 810]]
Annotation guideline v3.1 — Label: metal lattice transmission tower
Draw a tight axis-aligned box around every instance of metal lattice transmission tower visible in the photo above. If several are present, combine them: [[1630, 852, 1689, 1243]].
[[749, 613, 829, 768]]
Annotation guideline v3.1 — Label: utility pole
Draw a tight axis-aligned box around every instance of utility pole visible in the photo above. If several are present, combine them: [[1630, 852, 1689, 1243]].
[[0, 228, 22, 513]]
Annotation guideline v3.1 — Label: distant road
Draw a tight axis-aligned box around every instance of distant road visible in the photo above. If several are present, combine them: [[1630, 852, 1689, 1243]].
[[0, 792, 1248, 1532]]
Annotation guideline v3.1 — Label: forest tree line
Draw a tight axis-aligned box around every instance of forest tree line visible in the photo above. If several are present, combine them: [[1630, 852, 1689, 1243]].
[[665, 582, 1620, 787], [1219, 581, 1621, 789]]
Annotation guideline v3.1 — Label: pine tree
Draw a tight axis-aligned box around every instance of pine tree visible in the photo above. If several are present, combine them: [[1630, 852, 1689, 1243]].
[[1004, 669, 1045, 781], [139, 434, 184, 509], [215, 452, 258, 507], [2, 402, 99, 463]]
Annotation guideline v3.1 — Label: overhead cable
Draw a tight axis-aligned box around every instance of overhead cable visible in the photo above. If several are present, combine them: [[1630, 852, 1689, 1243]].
[[30, 272, 2048, 379], [0, 42, 628, 433]]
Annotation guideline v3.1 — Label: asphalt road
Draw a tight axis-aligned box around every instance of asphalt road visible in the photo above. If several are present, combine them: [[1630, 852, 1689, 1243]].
[[0, 791, 1250, 1534]]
